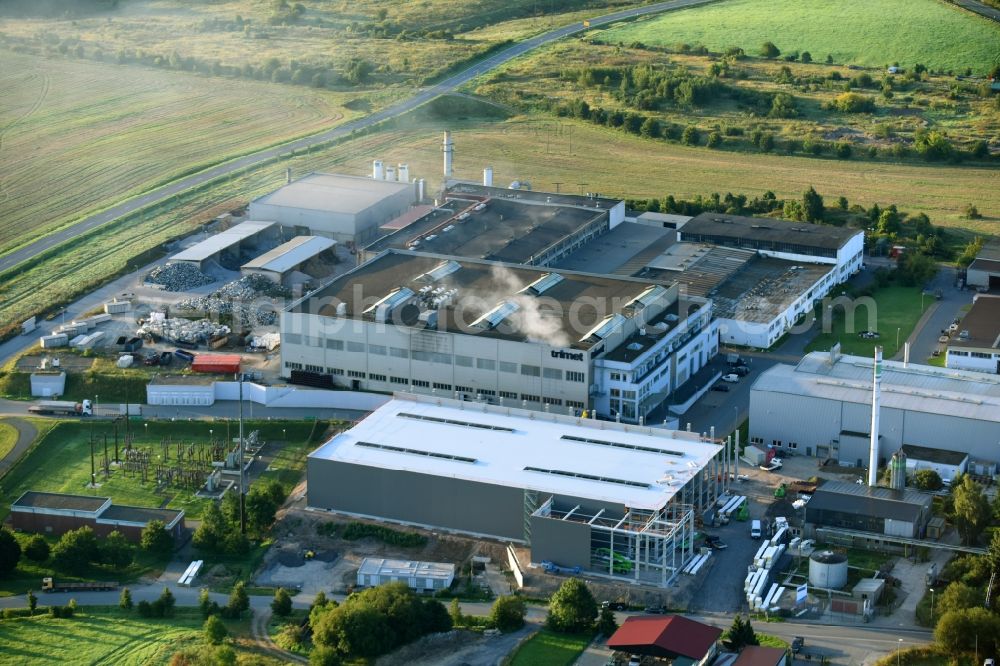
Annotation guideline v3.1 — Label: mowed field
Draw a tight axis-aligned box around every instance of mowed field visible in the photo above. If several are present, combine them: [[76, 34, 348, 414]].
[[326, 116, 1000, 233], [0, 52, 361, 255], [0, 611, 201, 665], [598, 0, 1000, 74]]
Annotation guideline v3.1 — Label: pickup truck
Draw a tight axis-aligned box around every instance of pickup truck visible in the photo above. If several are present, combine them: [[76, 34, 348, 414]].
[[759, 458, 783, 472]]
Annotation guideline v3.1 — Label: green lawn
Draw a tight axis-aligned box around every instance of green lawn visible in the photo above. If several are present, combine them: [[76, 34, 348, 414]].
[[0, 422, 18, 461], [806, 286, 931, 358], [756, 633, 789, 649], [509, 630, 594, 666], [598, 0, 1000, 74], [0, 419, 326, 521], [0, 607, 251, 666]]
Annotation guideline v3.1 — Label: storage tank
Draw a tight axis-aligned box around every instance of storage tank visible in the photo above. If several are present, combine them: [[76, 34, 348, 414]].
[[809, 550, 848, 589], [483, 166, 493, 187], [373, 160, 385, 180], [398, 163, 409, 183], [889, 449, 907, 490], [385, 166, 396, 182]]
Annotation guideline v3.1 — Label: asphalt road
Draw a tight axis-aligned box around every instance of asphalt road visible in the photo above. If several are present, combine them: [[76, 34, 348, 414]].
[[951, 0, 1000, 21], [0, 0, 719, 276]]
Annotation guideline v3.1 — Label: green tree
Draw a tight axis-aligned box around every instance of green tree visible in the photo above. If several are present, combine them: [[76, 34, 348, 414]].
[[51, 526, 98, 573], [897, 252, 938, 287], [802, 186, 824, 222], [936, 582, 982, 616], [639, 117, 660, 138], [194, 502, 228, 553], [272, 587, 293, 617], [227, 581, 250, 617], [957, 237, 984, 268], [828, 92, 876, 113], [951, 476, 991, 545], [835, 142, 852, 159], [971, 140, 989, 159], [934, 607, 1000, 655], [707, 132, 721, 148], [760, 42, 780, 58], [200, 587, 213, 617], [119, 587, 133, 611], [726, 614, 759, 650], [546, 578, 598, 634], [963, 203, 982, 220], [309, 645, 343, 666], [155, 587, 176, 618], [140, 520, 174, 554], [837, 196, 849, 210], [101, 530, 133, 569], [769, 92, 798, 118], [914, 130, 953, 161], [312, 604, 394, 657], [246, 480, 286, 536], [449, 597, 462, 626], [204, 614, 228, 645], [489, 595, 526, 632], [596, 605, 618, 637], [0, 528, 21, 576], [913, 469, 943, 491], [681, 126, 699, 146], [801, 51, 812, 63], [220, 492, 240, 526], [27, 590, 37, 613], [23, 535, 50, 563]]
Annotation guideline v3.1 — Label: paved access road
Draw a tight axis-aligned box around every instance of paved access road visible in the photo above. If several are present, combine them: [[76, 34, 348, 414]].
[[0, 0, 718, 276]]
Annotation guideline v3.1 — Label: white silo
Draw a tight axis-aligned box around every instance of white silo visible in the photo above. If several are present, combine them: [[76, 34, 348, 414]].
[[417, 178, 426, 202], [373, 160, 385, 180], [483, 166, 494, 187], [809, 550, 848, 589], [386, 165, 396, 182], [398, 163, 410, 183]]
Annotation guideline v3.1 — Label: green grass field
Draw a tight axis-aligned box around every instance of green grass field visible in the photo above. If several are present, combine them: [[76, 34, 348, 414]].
[[0, 52, 366, 256], [0, 422, 18, 461], [0, 420, 325, 521], [597, 0, 1000, 74], [806, 286, 931, 358], [508, 630, 594, 666], [1, 108, 997, 336], [0, 607, 254, 666]]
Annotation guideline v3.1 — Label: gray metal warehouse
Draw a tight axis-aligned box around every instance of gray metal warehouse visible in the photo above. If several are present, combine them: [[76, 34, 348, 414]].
[[749, 351, 1000, 470], [169, 220, 278, 270], [307, 394, 727, 587], [965, 238, 1000, 291], [240, 235, 336, 285], [804, 481, 933, 540], [248, 173, 415, 245]]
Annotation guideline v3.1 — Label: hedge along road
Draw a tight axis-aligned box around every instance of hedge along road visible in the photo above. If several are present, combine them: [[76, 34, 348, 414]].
[[0, 0, 718, 275]]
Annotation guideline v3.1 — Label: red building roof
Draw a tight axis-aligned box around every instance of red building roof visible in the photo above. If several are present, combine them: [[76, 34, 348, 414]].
[[607, 615, 722, 659], [733, 645, 787, 666], [191, 354, 241, 373]]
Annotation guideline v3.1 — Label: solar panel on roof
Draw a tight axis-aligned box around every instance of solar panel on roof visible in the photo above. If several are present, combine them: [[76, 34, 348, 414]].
[[397, 412, 514, 432], [472, 301, 520, 329], [561, 435, 684, 457], [356, 441, 477, 464], [524, 466, 650, 488]]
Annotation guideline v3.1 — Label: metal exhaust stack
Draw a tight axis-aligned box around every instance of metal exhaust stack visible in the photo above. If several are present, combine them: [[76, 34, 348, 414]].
[[868, 346, 883, 486], [442, 131, 454, 178]]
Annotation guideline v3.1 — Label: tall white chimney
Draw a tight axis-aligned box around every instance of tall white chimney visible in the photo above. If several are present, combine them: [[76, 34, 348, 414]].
[[868, 346, 883, 486], [903, 342, 910, 367], [483, 166, 493, 187], [398, 163, 409, 183], [373, 159, 385, 180], [442, 131, 454, 178]]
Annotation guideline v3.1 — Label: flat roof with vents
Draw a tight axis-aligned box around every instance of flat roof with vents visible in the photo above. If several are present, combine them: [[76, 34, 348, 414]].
[[308, 395, 721, 510], [681, 213, 860, 252]]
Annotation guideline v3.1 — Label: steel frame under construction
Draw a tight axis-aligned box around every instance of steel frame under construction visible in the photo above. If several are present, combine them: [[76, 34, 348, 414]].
[[533, 498, 696, 587]]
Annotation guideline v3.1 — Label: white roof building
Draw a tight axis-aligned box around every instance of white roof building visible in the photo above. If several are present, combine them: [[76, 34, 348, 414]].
[[240, 235, 336, 284], [750, 351, 1000, 467], [356, 557, 455, 591], [170, 221, 278, 268], [308, 395, 723, 511]]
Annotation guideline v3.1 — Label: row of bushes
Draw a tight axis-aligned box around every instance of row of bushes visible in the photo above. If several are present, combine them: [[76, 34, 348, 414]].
[[341, 522, 428, 547]]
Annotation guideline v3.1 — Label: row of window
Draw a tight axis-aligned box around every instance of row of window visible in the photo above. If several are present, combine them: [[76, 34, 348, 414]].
[[949, 350, 997, 359], [285, 357, 585, 382]]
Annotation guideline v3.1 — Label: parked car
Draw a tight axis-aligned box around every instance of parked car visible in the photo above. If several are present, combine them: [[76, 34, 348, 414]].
[[159, 351, 173, 366], [938, 335, 950, 343], [721, 374, 739, 383], [644, 605, 667, 614], [143, 353, 160, 366], [601, 601, 628, 611], [733, 365, 750, 376], [711, 384, 730, 392], [628, 656, 642, 666], [858, 330, 880, 339]]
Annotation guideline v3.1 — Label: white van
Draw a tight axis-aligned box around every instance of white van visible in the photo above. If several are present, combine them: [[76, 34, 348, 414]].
[[750, 520, 762, 539]]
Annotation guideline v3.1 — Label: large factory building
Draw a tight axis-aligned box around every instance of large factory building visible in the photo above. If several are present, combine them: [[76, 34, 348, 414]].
[[280, 250, 716, 423], [249, 173, 416, 245], [307, 395, 726, 586], [749, 351, 1000, 470]]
